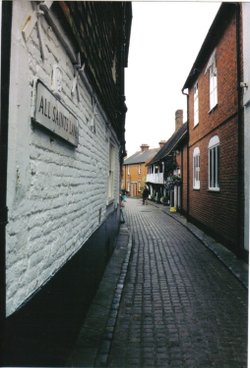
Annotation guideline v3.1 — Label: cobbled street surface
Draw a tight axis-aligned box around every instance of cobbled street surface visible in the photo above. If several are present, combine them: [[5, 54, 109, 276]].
[[107, 198, 248, 368]]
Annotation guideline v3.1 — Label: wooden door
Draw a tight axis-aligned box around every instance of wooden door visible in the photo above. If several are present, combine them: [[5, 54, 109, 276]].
[[130, 183, 137, 197]]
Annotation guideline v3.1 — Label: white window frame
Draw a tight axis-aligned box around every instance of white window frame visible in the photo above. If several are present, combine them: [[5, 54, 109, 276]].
[[209, 56, 218, 110], [127, 165, 130, 176], [208, 136, 220, 191], [193, 147, 200, 190], [138, 164, 141, 175], [194, 82, 199, 126]]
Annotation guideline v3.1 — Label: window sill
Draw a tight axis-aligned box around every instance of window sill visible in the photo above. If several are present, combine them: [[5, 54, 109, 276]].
[[208, 104, 218, 114], [193, 187, 200, 191], [208, 188, 220, 192]]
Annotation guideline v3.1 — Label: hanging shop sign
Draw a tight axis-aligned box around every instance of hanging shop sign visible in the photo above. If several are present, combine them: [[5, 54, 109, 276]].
[[32, 79, 79, 146]]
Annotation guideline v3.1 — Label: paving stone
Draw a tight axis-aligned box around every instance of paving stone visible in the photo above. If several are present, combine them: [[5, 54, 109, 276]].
[[108, 199, 248, 368], [68, 199, 248, 368]]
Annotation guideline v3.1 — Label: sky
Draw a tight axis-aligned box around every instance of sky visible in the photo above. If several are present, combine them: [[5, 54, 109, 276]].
[[124, 1, 221, 157]]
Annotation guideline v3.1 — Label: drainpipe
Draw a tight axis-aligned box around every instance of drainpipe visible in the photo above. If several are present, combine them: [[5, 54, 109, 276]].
[[236, 3, 244, 258], [0, 0, 12, 354], [181, 149, 184, 212], [182, 88, 190, 217]]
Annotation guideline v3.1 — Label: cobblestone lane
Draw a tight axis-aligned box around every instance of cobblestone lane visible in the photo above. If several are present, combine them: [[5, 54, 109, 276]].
[[108, 199, 248, 368]]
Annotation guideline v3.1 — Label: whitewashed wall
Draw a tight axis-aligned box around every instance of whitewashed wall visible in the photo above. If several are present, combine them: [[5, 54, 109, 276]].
[[242, 3, 250, 251], [6, 1, 120, 316]]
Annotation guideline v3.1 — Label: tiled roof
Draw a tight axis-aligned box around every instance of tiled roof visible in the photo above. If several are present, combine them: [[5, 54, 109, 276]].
[[147, 122, 188, 166], [124, 148, 159, 165], [57, 2, 132, 150]]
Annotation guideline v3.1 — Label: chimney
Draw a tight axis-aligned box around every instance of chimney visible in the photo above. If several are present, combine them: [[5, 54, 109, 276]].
[[159, 140, 166, 149], [140, 144, 149, 152], [175, 109, 183, 131]]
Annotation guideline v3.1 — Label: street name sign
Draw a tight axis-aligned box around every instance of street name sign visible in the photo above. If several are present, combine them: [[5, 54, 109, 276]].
[[32, 80, 79, 147]]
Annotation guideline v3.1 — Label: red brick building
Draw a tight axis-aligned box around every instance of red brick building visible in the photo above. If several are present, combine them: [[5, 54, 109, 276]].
[[182, 3, 245, 257]]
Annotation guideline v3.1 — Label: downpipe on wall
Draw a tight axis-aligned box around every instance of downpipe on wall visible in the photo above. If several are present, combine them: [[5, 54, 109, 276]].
[[181, 87, 190, 217], [236, 3, 246, 259]]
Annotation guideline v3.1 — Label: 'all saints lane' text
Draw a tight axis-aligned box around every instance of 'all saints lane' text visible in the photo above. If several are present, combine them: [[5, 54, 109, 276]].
[[38, 95, 78, 139]]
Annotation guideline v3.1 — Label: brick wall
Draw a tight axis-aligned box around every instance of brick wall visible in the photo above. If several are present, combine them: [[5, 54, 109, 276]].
[[189, 119, 238, 247], [187, 13, 240, 250], [189, 15, 238, 144], [6, 2, 121, 316]]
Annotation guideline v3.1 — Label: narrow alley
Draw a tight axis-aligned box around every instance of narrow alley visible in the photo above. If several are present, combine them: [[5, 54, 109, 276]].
[[69, 198, 248, 368], [1, 3, 249, 367]]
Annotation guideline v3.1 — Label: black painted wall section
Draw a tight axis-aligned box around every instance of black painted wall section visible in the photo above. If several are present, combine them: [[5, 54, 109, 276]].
[[2, 208, 120, 367]]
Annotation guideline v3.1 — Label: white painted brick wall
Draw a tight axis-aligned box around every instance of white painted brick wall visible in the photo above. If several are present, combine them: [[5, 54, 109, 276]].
[[6, 1, 121, 316]]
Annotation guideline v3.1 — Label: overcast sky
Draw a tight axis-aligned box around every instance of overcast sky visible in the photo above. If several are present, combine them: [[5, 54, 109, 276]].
[[124, 1, 221, 157]]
